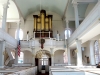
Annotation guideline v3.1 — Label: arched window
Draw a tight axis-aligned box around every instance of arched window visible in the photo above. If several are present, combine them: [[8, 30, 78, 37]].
[[15, 29, 23, 40], [94, 41, 100, 64], [65, 29, 71, 39], [18, 52, 24, 63], [40, 54, 48, 65]]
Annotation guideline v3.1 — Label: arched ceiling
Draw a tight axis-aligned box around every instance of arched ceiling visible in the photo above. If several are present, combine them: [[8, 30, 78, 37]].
[[14, 0, 68, 18]]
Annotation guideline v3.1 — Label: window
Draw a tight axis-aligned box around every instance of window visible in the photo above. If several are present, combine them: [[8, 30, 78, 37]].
[[65, 29, 71, 39], [18, 52, 24, 63], [40, 55, 48, 65], [94, 41, 100, 64], [15, 29, 23, 40]]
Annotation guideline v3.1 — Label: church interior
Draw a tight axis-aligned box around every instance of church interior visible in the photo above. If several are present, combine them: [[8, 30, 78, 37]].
[[0, 0, 100, 75]]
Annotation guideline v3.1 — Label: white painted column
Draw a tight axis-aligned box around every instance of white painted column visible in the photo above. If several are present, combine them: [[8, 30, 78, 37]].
[[14, 48, 18, 64], [0, 41, 5, 68], [90, 40, 95, 65], [50, 48, 54, 66], [66, 20, 69, 39], [67, 47, 71, 65], [51, 55, 54, 66], [14, 22, 20, 65], [73, 3, 79, 29], [76, 39, 83, 66], [2, 0, 9, 30], [16, 22, 20, 40], [32, 48, 35, 66]]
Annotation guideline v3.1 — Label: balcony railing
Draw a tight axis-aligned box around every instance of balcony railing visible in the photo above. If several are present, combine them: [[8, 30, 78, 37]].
[[21, 38, 65, 48]]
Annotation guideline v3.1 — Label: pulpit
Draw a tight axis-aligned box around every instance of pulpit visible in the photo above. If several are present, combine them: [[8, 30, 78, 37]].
[[33, 10, 53, 38]]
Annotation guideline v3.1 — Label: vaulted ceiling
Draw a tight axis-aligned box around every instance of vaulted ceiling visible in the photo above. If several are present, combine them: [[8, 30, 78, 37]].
[[14, 0, 69, 18], [0, 0, 98, 21]]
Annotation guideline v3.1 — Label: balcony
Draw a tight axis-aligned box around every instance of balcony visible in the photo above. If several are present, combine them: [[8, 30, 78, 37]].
[[68, 1, 100, 46], [21, 38, 65, 48], [0, 28, 17, 48]]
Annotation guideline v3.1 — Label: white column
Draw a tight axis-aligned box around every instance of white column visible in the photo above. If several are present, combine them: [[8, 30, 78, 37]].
[[2, 0, 9, 30], [50, 48, 54, 66], [49, 31, 50, 38], [14, 22, 20, 65], [90, 40, 95, 65], [51, 55, 54, 66], [34, 32, 35, 39], [32, 48, 35, 66], [0, 41, 5, 68], [66, 20, 69, 39], [14, 48, 18, 65], [73, 3, 79, 29], [16, 22, 20, 40], [67, 47, 71, 65], [76, 39, 83, 66]]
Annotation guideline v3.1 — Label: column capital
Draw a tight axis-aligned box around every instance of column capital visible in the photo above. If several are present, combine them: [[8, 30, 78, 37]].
[[75, 39, 81, 43], [66, 20, 69, 23], [3, 0, 10, 9], [73, 2, 78, 6]]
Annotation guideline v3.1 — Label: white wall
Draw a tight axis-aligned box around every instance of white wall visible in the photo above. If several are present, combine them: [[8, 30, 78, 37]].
[[70, 50, 76, 65], [8, 11, 65, 40], [82, 41, 91, 64], [23, 51, 33, 64], [54, 50, 64, 64]]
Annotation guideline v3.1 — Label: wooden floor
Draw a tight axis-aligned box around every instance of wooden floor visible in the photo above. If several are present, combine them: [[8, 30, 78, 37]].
[[37, 72, 49, 75]]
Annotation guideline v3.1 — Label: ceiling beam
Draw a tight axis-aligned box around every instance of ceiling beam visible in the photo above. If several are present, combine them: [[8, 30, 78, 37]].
[[72, 0, 98, 4]]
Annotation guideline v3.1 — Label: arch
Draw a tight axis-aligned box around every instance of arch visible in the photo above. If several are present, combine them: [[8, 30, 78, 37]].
[[23, 50, 33, 64], [35, 50, 51, 58], [18, 52, 24, 63], [54, 49, 65, 54], [21, 48, 32, 53], [54, 50, 65, 64]]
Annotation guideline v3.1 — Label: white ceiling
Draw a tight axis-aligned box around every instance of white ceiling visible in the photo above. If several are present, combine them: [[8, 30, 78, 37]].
[[15, 0, 69, 18]]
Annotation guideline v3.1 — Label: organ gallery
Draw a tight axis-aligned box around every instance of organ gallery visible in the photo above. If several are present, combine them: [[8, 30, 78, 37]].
[[33, 10, 53, 38]]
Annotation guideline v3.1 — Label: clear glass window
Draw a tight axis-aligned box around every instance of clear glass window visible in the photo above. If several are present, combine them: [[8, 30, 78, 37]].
[[65, 29, 71, 39], [18, 52, 24, 63], [94, 41, 100, 64], [15, 29, 23, 40]]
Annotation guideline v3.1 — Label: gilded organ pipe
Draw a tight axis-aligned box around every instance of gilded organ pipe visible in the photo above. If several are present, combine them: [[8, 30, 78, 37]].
[[45, 23, 49, 31], [41, 13, 45, 31], [48, 15, 52, 31], [33, 16, 36, 31]]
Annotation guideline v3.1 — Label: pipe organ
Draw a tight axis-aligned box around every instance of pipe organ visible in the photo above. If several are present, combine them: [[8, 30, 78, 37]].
[[33, 10, 53, 38]]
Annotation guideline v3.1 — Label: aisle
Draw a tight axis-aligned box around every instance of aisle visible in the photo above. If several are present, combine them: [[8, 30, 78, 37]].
[[36, 72, 49, 75]]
